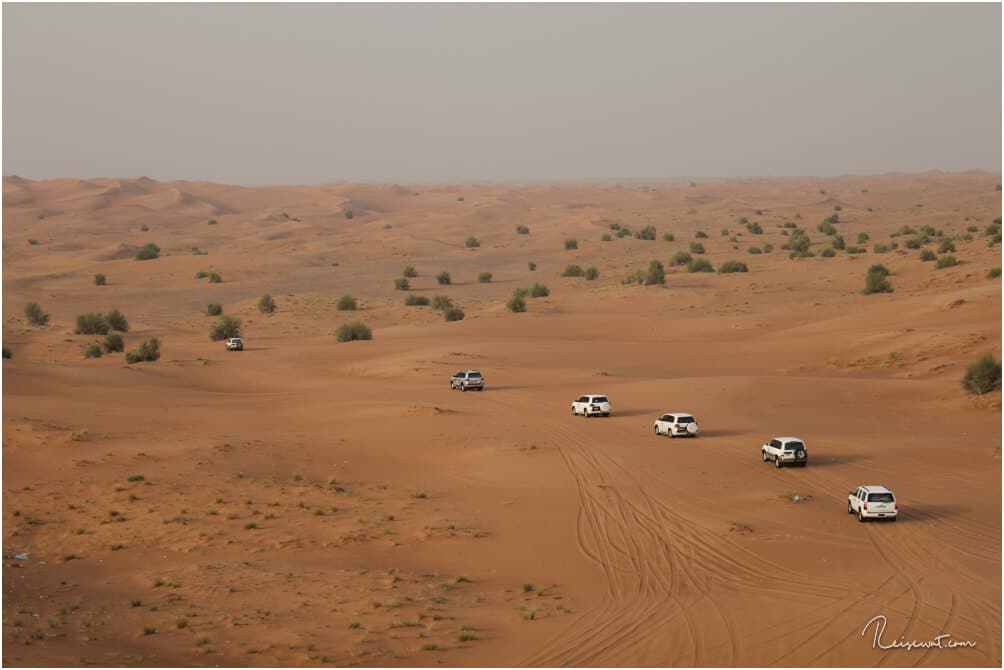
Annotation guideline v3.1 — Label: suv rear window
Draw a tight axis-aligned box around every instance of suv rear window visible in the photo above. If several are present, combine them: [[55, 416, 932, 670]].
[[592, 397, 608, 403], [785, 442, 805, 450], [867, 493, 894, 503], [676, 416, 694, 424], [469, 372, 482, 378]]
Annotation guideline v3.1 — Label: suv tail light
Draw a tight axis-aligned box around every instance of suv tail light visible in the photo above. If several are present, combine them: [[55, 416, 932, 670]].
[[894, 501, 898, 510], [863, 502, 868, 510]]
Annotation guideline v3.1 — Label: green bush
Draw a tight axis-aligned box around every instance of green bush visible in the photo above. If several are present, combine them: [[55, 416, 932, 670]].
[[404, 295, 430, 306], [832, 235, 846, 251], [937, 239, 956, 254], [601, 233, 612, 242], [645, 260, 666, 285], [608, 222, 621, 230], [564, 238, 578, 250], [846, 246, 867, 254], [335, 321, 372, 342], [394, 277, 410, 291], [104, 333, 125, 353], [873, 243, 891, 254], [443, 307, 465, 322], [623, 269, 646, 285], [935, 255, 958, 269], [763, 243, 774, 253], [988, 267, 1002, 279], [207, 303, 223, 316], [478, 272, 492, 283], [746, 221, 763, 235], [687, 258, 714, 273], [75, 313, 108, 335], [94, 273, 107, 286], [562, 264, 585, 277], [695, 231, 708, 239], [863, 264, 892, 294], [670, 250, 692, 266], [431, 295, 454, 311], [788, 229, 811, 253], [135, 243, 160, 261], [84, 342, 103, 358], [689, 242, 705, 255], [208, 272, 222, 284], [436, 272, 451, 285], [820, 247, 836, 258], [748, 246, 762, 254], [662, 232, 675, 242], [783, 222, 797, 229], [465, 236, 480, 249], [403, 265, 418, 278], [817, 220, 837, 236], [920, 249, 936, 262], [904, 237, 923, 250], [615, 228, 630, 238], [961, 355, 1001, 395], [258, 294, 276, 314], [585, 267, 599, 280], [106, 309, 129, 332], [720, 228, 730, 237], [24, 302, 50, 327], [718, 260, 748, 273], [857, 232, 870, 243], [344, 210, 354, 220], [516, 225, 530, 235], [209, 316, 242, 341], [125, 338, 160, 364], [195, 271, 209, 279], [635, 225, 657, 240], [530, 282, 550, 297], [337, 295, 357, 311], [506, 292, 526, 312], [528, 261, 537, 271]]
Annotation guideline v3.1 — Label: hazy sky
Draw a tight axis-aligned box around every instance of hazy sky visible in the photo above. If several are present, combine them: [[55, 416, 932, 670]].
[[3, 3, 1001, 185]]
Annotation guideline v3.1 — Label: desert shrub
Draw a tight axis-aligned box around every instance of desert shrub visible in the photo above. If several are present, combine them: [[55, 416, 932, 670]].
[[820, 247, 836, 258], [478, 272, 492, 283], [961, 355, 1001, 395], [623, 269, 646, 285], [258, 294, 276, 314], [403, 265, 418, 278], [959, 233, 973, 241], [585, 267, 599, 280], [436, 271, 451, 285], [515, 225, 530, 235], [104, 333, 125, 353], [84, 342, 103, 358], [94, 273, 107, 286], [935, 255, 958, 269], [206, 303, 223, 316], [872, 243, 891, 254], [208, 272, 222, 283], [335, 321, 372, 342], [904, 237, 923, 249], [530, 282, 550, 297], [689, 242, 705, 254], [635, 225, 657, 241], [988, 267, 1002, 279], [718, 260, 748, 273], [817, 220, 837, 236], [562, 264, 585, 277], [344, 210, 354, 219], [783, 221, 797, 229], [24, 302, 50, 327], [528, 261, 537, 271], [746, 221, 763, 235], [404, 295, 430, 306], [662, 232, 675, 242], [937, 239, 956, 254], [984, 219, 1001, 237], [511, 287, 530, 299], [670, 250, 692, 266], [695, 231, 708, 239], [789, 250, 815, 259], [75, 312, 108, 335], [763, 243, 774, 253], [966, 224, 978, 233], [431, 295, 454, 311], [465, 236, 480, 249], [2, 347, 10, 359], [564, 238, 578, 250], [920, 249, 936, 262], [28, 238, 39, 245], [125, 338, 160, 364], [135, 243, 160, 261], [336, 295, 357, 311], [506, 292, 527, 312], [195, 271, 209, 279], [720, 228, 729, 236], [601, 233, 612, 242], [443, 307, 464, 322], [608, 222, 621, 231], [863, 264, 892, 294], [788, 229, 811, 253], [645, 260, 666, 285], [832, 235, 846, 250], [616, 228, 630, 238], [846, 246, 867, 254], [209, 316, 242, 341], [687, 258, 714, 273], [857, 232, 870, 243], [748, 246, 762, 254], [826, 213, 839, 225], [394, 277, 410, 291], [105, 309, 129, 332], [896, 225, 916, 236]]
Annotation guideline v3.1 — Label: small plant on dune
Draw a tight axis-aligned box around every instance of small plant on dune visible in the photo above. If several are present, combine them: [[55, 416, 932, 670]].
[[601, 233, 612, 242], [846, 246, 867, 254], [24, 302, 50, 327], [645, 260, 666, 285], [344, 210, 354, 220], [258, 294, 277, 314], [208, 272, 222, 283], [196, 271, 209, 279], [788, 229, 811, 254], [585, 267, 599, 280], [27, 238, 40, 245], [670, 250, 692, 267], [207, 303, 223, 316], [404, 295, 430, 306], [506, 291, 527, 313], [94, 273, 106, 286], [817, 220, 837, 236], [687, 258, 714, 273], [763, 243, 774, 253], [718, 260, 748, 274], [395, 277, 410, 291], [748, 246, 762, 255], [935, 255, 958, 269], [937, 239, 956, 254], [562, 264, 585, 277], [720, 228, 729, 236], [635, 225, 656, 241], [564, 238, 578, 250], [695, 230, 708, 239], [105, 309, 129, 332], [832, 235, 845, 250], [75, 313, 108, 335], [862, 264, 892, 294], [689, 241, 705, 255], [528, 261, 537, 271], [478, 272, 492, 283], [335, 321, 372, 342], [746, 221, 763, 235], [515, 225, 530, 235], [431, 295, 454, 311], [337, 295, 358, 311], [904, 237, 923, 250], [663, 232, 675, 242], [857, 232, 870, 244], [920, 249, 936, 262], [207, 219, 217, 226], [436, 271, 452, 285], [125, 338, 160, 364], [103, 333, 124, 353], [513, 287, 530, 299], [143, 626, 157, 636], [209, 316, 242, 341], [443, 307, 464, 322], [872, 243, 891, 254], [529, 282, 550, 297], [988, 267, 1002, 279], [84, 342, 103, 359], [961, 354, 1001, 395], [403, 265, 418, 277], [465, 236, 480, 249], [134, 243, 160, 261], [820, 247, 836, 258]]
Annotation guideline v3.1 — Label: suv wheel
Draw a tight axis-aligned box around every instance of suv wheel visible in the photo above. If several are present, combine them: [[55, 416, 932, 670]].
[[858, 511, 866, 523], [654, 425, 660, 435], [762, 451, 768, 462], [774, 456, 781, 469], [847, 501, 854, 514]]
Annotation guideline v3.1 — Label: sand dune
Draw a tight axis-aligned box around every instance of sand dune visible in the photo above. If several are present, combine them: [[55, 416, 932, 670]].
[[2, 173, 1000, 667]]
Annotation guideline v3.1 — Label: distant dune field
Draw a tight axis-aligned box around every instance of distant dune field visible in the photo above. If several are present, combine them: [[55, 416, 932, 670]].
[[3, 173, 1001, 667]]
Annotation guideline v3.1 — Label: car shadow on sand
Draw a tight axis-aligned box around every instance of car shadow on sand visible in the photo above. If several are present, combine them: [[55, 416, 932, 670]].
[[806, 453, 869, 467], [894, 503, 970, 523], [697, 428, 749, 438], [612, 408, 661, 418]]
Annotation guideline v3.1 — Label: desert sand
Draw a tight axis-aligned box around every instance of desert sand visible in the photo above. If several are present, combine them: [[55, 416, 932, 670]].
[[2, 172, 1001, 667]]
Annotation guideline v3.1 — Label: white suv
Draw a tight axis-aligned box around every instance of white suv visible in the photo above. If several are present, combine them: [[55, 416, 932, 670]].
[[848, 486, 898, 522], [450, 370, 485, 391], [653, 413, 699, 438], [571, 395, 611, 417], [761, 437, 808, 468], [225, 337, 243, 351]]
